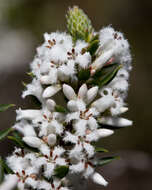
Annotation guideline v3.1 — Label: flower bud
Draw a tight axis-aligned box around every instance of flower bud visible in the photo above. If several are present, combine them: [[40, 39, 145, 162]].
[[23, 137, 42, 148], [99, 117, 133, 127], [67, 100, 78, 112], [92, 172, 108, 186], [92, 95, 115, 113], [46, 99, 56, 111], [78, 84, 87, 100], [63, 84, 76, 100], [87, 86, 98, 103], [43, 85, 61, 98], [47, 134, 56, 146], [97, 129, 114, 138], [91, 49, 114, 71]]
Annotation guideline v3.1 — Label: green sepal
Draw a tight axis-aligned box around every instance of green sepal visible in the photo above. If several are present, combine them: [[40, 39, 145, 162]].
[[0, 157, 4, 184], [97, 156, 120, 167], [54, 165, 69, 179], [88, 63, 122, 88], [0, 127, 13, 141], [86, 39, 100, 56], [55, 105, 68, 113], [82, 35, 99, 56], [95, 147, 109, 153], [22, 81, 27, 87], [78, 68, 90, 81], [0, 104, 15, 112]]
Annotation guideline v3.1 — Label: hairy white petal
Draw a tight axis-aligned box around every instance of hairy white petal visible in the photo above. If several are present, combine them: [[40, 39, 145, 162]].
[[70, 162, 84, 173]]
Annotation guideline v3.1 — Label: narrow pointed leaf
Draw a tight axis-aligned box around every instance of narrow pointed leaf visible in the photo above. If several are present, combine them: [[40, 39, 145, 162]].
[[0, 128, 13, 141], [8, 132, 39, 152], [97, 156, 120, 166], [0, 157, 4, 184], [89, 63, 122, 88], [0, 157, 14, 174], [54, 166, 69, 179], [95, 147, 109, 153], [0, 104, 15, 112], [2, 160, 14, 174], [86, 39, 100, 56], [78, 68, 90, 81]]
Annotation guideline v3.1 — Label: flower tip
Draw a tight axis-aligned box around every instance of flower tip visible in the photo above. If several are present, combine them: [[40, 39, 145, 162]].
[[92, 172, 108, 186]]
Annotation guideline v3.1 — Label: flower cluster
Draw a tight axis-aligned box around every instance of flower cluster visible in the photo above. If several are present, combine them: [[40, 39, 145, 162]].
[[5, 6, 132, 190]]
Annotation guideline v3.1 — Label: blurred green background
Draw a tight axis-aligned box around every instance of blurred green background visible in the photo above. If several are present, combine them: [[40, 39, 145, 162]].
[[0, 0, 152, 189]]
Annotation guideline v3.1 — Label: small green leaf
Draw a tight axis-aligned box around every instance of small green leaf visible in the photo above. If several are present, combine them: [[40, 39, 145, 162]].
[[0, 128, 13, 141], [54, 165, 69, 179], [86, 39, 100, 56], [0, 157, 4, 184], [0, 104, 15, 112], [27, 72, 35, 78], [90, 34, 99, 42], [55, 105, 68, 113], [89, 63, 122, 88], [8, 136, 24, 147], [95, 147, 109, 153], [78, 68, 90, 81], [97, 156, 120, 167]]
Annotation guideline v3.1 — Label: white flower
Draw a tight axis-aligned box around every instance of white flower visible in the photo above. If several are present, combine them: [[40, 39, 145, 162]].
[[22, 79, 43, 102]]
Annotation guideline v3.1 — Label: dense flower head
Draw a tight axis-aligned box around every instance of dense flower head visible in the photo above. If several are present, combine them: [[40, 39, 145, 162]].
[[3, 6, 132, 190]]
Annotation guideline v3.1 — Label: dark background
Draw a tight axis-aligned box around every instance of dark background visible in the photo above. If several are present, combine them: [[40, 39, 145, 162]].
[[0, 0, 152, 189]]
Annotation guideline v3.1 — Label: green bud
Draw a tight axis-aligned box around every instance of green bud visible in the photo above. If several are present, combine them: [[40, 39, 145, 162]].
[[66, 6, 94, 42]]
